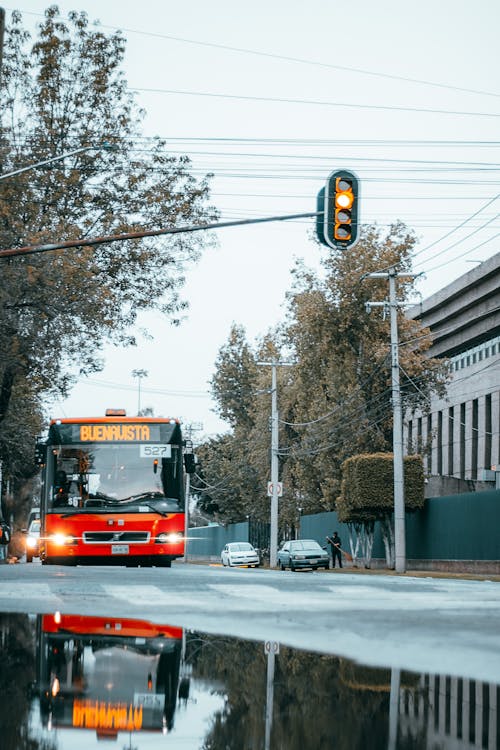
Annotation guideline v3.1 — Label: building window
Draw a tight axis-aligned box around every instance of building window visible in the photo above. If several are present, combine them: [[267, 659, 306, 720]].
[[484, 394, 492, 471], [460, 403, 466, 480], [471, 399, 478, 480], [417, 417, 422, 454], [427, 414, 433, 474], [437, 411, 443, 475], [448, 406, 454, 476], [407, 419, 413, 453]]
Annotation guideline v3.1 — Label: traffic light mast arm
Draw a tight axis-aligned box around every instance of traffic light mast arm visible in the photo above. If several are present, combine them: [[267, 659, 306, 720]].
[[0, 210, 320, 259]]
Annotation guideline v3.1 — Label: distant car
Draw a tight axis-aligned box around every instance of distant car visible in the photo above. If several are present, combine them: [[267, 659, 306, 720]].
[[27, 509, 40, 528], [221, 542, 260, 568], [277, 539, 330, 571], [25, 519, 41, 563]]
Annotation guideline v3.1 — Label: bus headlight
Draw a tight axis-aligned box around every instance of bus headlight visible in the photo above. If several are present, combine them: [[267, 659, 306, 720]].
[[51, 533, 76, 546], [156, 532, 183, 544]]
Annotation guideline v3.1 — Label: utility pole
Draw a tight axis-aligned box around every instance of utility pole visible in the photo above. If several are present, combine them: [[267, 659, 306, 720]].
[[181, 422, 202, 563], [0, 8, 5, 89], [366, 268, 416, 573], [257, 360, 293, 568]]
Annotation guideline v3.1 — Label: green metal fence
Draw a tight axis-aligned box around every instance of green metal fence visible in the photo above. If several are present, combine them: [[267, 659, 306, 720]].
[[299, 491, 500, 561], [188, 490, 500, 562]]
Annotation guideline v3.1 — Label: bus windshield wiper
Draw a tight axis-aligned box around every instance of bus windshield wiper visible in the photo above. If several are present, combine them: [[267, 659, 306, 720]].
[[116, 493, 171, 516], [120, 492, 163, 503]]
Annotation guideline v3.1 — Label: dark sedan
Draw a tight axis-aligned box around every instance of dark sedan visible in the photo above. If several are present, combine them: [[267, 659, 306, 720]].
[[277, 539, 330, 571]]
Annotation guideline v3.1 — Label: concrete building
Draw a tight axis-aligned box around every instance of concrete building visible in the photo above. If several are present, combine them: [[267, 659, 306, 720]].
[[406, 251, 500, 496]]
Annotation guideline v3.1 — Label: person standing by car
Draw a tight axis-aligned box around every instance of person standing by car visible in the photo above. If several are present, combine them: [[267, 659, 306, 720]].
[[327, 531, 343, 568]]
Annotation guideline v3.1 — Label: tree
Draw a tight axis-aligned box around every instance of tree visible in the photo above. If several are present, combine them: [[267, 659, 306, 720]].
[[279, 222, 448, 512], [0, 379, 44, 529], [211, 324, 260, 430], [0, 8, 217, 497], [202, 222, 448, 533]]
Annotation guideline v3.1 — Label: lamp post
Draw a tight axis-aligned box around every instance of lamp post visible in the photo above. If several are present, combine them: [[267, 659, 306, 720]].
[[131, 369, 148, 415], [0, 142, 114, 182]]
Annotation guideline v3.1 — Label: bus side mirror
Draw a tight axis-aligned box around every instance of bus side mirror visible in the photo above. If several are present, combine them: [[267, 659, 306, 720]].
[[184, 454, 196, 474]]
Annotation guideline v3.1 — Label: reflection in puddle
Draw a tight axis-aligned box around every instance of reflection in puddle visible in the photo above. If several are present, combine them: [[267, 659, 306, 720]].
[[0, 612, 498, 749]]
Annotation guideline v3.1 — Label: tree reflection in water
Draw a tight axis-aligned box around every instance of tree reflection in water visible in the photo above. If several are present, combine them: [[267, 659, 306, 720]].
[[189, 633, 397, 750], [188, 632, 499, 750]]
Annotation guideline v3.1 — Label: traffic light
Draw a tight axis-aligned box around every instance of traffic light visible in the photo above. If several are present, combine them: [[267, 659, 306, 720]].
[[323, 169, 359, 249], [315, 186, 326, 245]]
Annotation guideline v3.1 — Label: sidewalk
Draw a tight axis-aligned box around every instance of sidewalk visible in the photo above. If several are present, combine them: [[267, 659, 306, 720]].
[[188, 556, 500, 582]]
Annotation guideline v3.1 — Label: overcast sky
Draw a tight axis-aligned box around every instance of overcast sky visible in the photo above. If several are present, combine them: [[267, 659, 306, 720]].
[[6, 1, 500, 437]]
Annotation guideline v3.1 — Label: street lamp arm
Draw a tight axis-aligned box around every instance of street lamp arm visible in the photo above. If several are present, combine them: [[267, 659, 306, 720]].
[[0, 142, 113, 182]]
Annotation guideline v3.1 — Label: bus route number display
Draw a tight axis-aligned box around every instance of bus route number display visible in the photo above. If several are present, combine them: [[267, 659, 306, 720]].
[[139, 444, 172, 458]]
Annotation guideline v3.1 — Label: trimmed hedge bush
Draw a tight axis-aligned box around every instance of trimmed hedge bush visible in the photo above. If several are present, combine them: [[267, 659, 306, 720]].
[[336, 452, 424, 521]]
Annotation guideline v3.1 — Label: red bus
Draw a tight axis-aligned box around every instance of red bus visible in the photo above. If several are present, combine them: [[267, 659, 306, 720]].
[[36, 613, 184, 738], [36, 411, 194, 566]]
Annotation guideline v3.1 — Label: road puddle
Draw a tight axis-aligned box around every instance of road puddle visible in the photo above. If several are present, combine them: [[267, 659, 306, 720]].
[[0, 611, 498, 749]]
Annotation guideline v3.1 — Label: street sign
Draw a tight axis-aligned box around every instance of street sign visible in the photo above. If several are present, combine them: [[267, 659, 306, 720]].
[[264, 640, 280, 655], [267, 482, 283, 497]]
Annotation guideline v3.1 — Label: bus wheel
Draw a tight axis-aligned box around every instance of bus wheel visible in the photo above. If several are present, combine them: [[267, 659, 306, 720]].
[[157, 558, 172, 568]]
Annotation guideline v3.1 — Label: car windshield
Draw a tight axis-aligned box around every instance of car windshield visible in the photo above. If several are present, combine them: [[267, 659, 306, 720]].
[[291, 541, 322, 551], [230, 543, 254, 552], [47, 442, 183, 514], [29, 521, 40, 533]]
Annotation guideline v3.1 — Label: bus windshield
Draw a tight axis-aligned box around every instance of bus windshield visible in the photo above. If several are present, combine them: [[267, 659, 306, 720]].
[[48, 441, 183, 514]]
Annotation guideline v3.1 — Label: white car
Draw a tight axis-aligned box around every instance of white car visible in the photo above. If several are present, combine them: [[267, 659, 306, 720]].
[[221, 542, 260, 568], [25, 519, 41, 563]]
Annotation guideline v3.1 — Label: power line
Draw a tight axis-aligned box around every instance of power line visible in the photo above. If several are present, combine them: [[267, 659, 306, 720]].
[[419, 232, 500, 274], [130, 86, 500, 119], [9, 8, 500, 99]]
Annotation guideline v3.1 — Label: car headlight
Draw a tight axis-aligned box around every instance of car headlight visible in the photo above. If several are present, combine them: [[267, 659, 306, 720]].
[[156, 532, 183, 544], [293, 555, 305, 560], [26, 536, 38, 548]]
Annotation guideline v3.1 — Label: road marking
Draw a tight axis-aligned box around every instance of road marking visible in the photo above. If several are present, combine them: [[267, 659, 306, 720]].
[[0, 582, 61, 604], [103, 585, 206, 607], [209, 584, 332, 608], [326, 584, 500, 610]]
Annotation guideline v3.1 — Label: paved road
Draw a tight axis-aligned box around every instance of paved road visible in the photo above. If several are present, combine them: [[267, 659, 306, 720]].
[[0, 561, 499, 683]]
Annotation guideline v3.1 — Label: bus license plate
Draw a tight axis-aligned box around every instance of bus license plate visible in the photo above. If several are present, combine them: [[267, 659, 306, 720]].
[[111, 544, 129, 555]]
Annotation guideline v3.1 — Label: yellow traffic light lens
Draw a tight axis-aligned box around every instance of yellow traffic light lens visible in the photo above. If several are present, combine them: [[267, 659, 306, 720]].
[[336, 192, 353, 209]]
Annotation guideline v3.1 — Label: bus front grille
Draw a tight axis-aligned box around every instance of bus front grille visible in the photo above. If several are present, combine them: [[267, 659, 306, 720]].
[[83, 531, 150, 544]]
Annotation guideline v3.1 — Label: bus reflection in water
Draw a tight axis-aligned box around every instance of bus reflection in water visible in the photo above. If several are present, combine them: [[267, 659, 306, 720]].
[[36, 613, 186, 740]]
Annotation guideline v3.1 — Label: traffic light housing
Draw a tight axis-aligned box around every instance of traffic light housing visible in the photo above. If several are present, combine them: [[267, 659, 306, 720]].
[[322, 169, 359, 249]]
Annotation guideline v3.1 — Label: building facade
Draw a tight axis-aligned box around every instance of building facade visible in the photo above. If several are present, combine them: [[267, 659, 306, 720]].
[[406, 251, 500, 494]]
